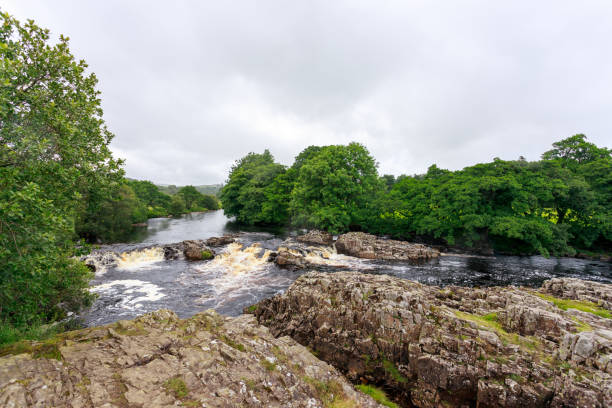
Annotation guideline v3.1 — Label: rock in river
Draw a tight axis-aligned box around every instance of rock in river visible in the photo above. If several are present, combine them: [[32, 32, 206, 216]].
[[335, 232, 439, 261], [296, 230, 334, 246], [0, 309, 383, 408], [254, 273, 612, 408]]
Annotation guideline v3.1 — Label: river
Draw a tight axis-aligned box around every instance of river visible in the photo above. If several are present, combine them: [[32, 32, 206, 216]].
[[80, 210, 612, 327]]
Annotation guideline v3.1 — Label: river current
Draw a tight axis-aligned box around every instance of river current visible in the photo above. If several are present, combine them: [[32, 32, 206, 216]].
[[81, 210, 612, 327]]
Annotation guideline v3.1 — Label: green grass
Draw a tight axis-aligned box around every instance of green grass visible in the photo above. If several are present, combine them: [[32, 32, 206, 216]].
[[246, 305, 258, 313], [535, 293, 611, 319], [164, 377, 189, 399], [0, 320, 78, 347], [454, 311, 504, 332], [260, 357, 276, 371], [453, 310, 541, 352], [569, 316, 593, 332], [382, 358, 408, 383], [356, 384, 398, 408], [303, 377, 357, 408], [201, 250, 213, 260], [114, 321, 148, 336], [220, 335, 246, 352]]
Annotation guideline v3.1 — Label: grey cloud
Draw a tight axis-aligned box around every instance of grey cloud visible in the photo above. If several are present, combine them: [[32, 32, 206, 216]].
[[3, 0, 611, 184]]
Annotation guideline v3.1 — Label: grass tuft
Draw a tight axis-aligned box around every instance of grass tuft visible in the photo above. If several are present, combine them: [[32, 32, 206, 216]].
[[164, 377, 189, 399], [356, 384, 398, 408], [535, 293, 611, 319], [382, 358, 408, 383]]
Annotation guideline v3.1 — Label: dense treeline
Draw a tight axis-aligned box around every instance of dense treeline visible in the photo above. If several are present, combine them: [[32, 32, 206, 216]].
[[77, 180, 220, 242], [0, 14, 218, 341], [220, 136, 611, 257]]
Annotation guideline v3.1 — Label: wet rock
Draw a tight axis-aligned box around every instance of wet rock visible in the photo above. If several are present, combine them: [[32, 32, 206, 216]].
[[274, 248, 310, 269], [0, 310, 383, 408], [255, 273, 612, 407], [205, 235, 236, 247], [182, 240, 214, 261], [335, 232, 439, 261], [162, 240, 215, 261], [296, 230, 334, 246]]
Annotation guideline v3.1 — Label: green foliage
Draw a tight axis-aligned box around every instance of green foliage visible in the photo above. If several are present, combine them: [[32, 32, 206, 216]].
[[355, 384, 398, 408], [220, 137, 610, 255], [219, 150, 287, 224], [289, 143, 381, 233], [201, 250, 213, 260], [169, 194, 187, 216], [163, 377, 189, 399], [76, 183, 145, 242], [220, 143, 381, 233], [0, 14, 113, 328], [177, 186, 201, 210]]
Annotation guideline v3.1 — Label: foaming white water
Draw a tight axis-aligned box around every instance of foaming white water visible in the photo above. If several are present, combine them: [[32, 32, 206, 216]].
[[115, 247, 165, 271], [91, 279, 165, 310], [200, 242, 272, 275], [281, 244, 372, 269], [82, 247, 165, 275], [196, 242, 276, 301]]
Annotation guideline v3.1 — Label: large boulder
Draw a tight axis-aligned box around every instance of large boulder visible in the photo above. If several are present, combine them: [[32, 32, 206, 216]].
[[335, 232, 439, 261], [162, 240, 215, 261], [0, 310, 383, 408], [296, 230, 334, 246], [254, 273, 612, 407]]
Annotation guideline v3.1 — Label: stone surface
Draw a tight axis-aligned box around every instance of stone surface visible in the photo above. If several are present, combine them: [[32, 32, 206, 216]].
[[254, 273, 612, 407], [0, 310, 383, 408], [296, 230, 334, 246], [541, 277, 612, 311], [205, 235, 236, 247], [162, 240, 215, 261], [335, 232, 439, 261]]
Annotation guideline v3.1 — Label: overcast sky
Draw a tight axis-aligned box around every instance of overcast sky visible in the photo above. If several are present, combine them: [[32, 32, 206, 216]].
[[3, 1, 612, 185]]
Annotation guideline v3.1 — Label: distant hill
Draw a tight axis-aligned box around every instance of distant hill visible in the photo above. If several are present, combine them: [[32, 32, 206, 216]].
[[157, 183, 223, 196]]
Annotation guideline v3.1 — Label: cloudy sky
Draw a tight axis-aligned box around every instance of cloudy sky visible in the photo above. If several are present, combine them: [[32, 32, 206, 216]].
[[3, 1, 612, 185]]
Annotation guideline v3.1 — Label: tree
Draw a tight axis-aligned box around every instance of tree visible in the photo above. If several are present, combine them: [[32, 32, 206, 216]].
[[197, 194, 220, 210], [169, 194, 187, 216], [290, 143, 380, 233], [0, 14, 121, 328], [177, 186, 202, 210], [542, 134, 611, 169], [219, 150, 286, 224]]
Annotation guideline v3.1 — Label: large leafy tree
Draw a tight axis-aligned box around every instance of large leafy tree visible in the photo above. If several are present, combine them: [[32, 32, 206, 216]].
[[0, 14, 122, 327], [542, 134, 611, 169], [219, 150, 286, 224], [289, 143, 380, 233]]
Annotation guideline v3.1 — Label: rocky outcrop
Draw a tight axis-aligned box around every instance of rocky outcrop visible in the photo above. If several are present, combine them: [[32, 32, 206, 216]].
[[272, 244, 346, 271], [296, 230, 334, 246], [254, 273, 612, 407], [163, 240, 215, 261], [335, 232, 439, 261], [541, 278, 612, 311], [205, 235, 236, 247], [0, 309, 383, 408]]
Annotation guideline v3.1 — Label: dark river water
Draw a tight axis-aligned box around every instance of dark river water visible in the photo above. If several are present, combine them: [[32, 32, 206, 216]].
[[81, 210, 612, 327]]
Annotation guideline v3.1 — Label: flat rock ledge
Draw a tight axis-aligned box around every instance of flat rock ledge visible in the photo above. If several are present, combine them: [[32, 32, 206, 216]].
[[335, 232, 439, 261], [254, 273, 612, 408], [0, 310, 383, 408]]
